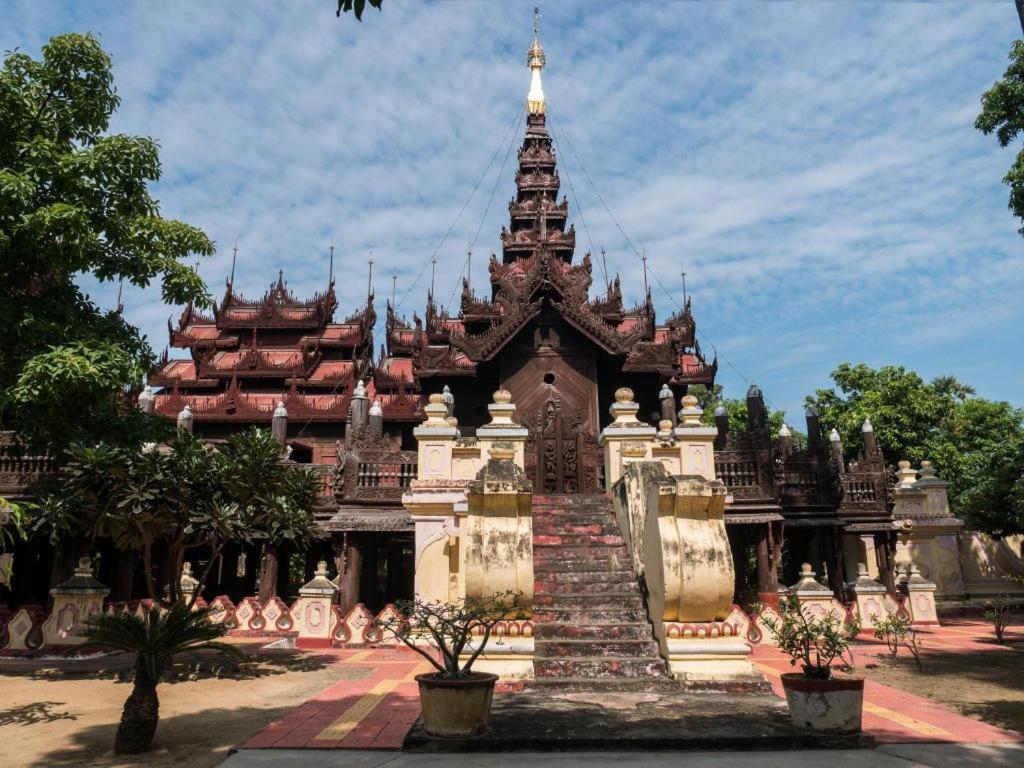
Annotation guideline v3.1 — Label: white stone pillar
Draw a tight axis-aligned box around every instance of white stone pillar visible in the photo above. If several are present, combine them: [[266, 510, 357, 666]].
[[599, 387, 656, 487]]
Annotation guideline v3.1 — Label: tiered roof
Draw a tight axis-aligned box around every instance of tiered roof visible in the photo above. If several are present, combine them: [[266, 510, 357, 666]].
[[151, 271, 383, 423], [380, 107, 716, 387]]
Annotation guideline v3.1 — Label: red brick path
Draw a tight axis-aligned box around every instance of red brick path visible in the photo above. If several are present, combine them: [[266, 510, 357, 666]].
[[241, 621, 1023, 750]]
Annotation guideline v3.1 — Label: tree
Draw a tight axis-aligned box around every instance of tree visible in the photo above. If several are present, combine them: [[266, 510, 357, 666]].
[[806, 363, 1024, 536], [976, 34, 1024, 235], [0, 33, 213, 450], [71, 603, 244, 754], [337, 0, 383, 21], [36, 428, 320, 607]]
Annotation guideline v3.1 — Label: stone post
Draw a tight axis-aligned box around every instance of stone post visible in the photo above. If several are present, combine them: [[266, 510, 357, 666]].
[[291, 561, 339, 647], [904, 564, 939, 625], [271, 400, 288, 444], [598, 387, 656, 487], [787, 563, 842, 620], [848, 562, 896, 631], [414, 393, 459, 479], [177, 404, 194, 434], [41, 557, 109, 647]]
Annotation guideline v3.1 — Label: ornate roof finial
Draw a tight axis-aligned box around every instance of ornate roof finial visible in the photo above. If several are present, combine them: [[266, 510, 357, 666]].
[[527, 7, 546, 115]]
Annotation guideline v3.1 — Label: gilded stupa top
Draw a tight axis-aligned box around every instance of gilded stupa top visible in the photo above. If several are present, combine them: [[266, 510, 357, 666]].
[[527, 8, 546, 115]]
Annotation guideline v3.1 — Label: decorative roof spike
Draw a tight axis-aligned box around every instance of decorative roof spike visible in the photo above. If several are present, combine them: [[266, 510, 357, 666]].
[[369, 399, 383, 416], [778, 422, 791, 437], [829, 428, 841, 443], [861, 417, 874, 433], [527, 7, 546, 115]]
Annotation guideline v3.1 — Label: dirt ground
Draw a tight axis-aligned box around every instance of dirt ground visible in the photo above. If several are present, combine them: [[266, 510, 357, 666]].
[[859, 640, 1024, 735], [0, 644, 354, 768]]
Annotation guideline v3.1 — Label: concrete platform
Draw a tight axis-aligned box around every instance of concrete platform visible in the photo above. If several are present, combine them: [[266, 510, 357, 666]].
[[403, 691, 872, 752]]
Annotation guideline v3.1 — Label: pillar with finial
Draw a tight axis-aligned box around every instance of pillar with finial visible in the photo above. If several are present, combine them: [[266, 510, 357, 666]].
[[713, 405, 729, 450], [347, 380, 369, 444], [746, 383, 767, 432], [829, 427, 845, 473], [778, 422, 794, 457], [805, 405, 822, 452], [138, 385, 156, 414], [272, 400, 288, 444], [861, 417, 878, 457], [369, 399, 384, 438], [177, 404, 193, 434], [659, 383, 676, 426], [441, 384, 455, 418]]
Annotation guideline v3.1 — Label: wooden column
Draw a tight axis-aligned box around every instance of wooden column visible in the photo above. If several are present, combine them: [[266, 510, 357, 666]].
[[755, 524, 776, 605], [874, 532, 896, 594], [338, 533, 364, 614], [827, 528, 846, 598], [729, 528, 746, 600], [258, 544, 279, 603], [109, 550, 137, 603]]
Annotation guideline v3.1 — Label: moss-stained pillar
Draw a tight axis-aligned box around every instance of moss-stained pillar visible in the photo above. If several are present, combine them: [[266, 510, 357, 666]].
[[464, 442, 533, 609]]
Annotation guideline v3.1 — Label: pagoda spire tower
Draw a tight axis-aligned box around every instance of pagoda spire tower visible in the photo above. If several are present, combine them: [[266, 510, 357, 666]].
[[527, 7, 546, 115]]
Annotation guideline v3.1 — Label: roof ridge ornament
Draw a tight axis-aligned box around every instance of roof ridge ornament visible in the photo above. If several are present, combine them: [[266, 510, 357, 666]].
[[527, 7, 546, 115]]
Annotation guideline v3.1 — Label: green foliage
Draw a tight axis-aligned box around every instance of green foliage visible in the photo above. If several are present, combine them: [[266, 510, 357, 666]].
[[758, 597, 860, 679], [872, 613, 922, 669], [691, 383, 795, 442], [36, 428, 320, 606], [0, 497, 27, 555], [806, 363, 1024, 535], [377, 591, 525, 678], [977, 40, 1024, 235], [337, 0, 383, 21], [0, 33, 213, 450], [71, 603, 244, 753]]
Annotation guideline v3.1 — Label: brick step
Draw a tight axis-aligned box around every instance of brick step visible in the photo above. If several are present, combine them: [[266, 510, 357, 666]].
[[534, 593, 647, 611], [522, 677, 765, 693], [531, 558, 628, 573], [532, 608, 651, 624], [534, 657, 669, 679], [533, 533, 625, 547], [534, 622, 654, 641], [545, 569, 635, 584], [532, 522, 622, 536], [534, 542, 629, 554], [534, 580, 638, 596], [535, 639, 661, 658], [533, 495, 609, 505]]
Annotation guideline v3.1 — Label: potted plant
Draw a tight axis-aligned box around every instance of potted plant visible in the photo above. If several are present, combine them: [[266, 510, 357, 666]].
[[758, 597, 863, 733], [377, 591, 523, 737]]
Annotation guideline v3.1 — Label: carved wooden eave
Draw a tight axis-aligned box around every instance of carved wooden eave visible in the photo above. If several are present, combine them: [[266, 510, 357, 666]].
[[213, 273, 339, 330]]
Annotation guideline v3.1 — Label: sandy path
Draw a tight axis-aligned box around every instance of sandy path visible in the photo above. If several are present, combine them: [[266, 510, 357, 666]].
[[0, 648, 351, 768]]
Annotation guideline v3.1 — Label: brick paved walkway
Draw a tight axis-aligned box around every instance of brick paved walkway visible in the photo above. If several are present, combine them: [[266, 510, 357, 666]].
[[239, 621, 1022, 751]]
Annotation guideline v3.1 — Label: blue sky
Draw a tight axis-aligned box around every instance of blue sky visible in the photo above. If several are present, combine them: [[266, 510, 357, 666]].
[[3, 1, 1023, 423]]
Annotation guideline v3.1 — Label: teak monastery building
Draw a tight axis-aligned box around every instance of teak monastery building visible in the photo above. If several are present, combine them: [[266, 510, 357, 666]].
[[5, 26, 1014, 628]]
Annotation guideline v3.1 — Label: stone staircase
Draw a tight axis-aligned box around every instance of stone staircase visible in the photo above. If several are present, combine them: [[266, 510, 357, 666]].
[[531, 493, 676, 692]]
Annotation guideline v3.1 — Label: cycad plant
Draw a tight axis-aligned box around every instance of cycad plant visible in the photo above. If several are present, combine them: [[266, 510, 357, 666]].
[[71, 603, 245, 754]]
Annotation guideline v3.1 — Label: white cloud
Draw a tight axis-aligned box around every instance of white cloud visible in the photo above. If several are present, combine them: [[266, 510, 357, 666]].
[[3, 0, 1023, 421]]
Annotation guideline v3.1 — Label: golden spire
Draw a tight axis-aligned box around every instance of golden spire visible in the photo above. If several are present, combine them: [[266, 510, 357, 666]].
[[527, 6, 546, 115]]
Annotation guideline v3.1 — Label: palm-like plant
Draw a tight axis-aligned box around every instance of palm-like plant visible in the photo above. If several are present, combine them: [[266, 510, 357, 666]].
[[71, 603, 245, 754]]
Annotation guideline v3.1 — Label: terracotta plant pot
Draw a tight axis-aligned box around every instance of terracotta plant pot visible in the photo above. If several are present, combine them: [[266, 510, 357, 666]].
[[416, 671, 498, 737], [780, 673, 864, 733]]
